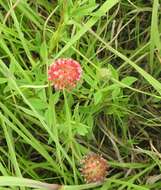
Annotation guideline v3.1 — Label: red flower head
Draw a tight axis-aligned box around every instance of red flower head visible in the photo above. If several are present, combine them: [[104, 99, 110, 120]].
[[79, 153, 108, 183], [48, 58, 82, 90]]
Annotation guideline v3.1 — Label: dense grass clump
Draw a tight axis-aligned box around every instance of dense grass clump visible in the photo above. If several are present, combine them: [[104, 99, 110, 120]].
[[0, 0, 161, 189]]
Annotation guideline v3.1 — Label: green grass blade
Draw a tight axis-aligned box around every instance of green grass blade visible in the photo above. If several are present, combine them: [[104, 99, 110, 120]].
[[54, 0, 120, 59], [88, 29, 161, 96], [150, 0, 161, 71]]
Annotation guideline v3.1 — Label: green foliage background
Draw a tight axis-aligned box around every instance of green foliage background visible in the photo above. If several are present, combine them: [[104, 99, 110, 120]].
[[0, 0, 161, 189]]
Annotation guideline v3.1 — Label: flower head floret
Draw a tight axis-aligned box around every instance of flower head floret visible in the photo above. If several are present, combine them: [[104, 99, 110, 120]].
[[48, 58, 82, 90]]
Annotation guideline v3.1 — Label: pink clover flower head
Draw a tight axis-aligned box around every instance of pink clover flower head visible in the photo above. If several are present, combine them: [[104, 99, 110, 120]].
[[48, 58, 82, 90]]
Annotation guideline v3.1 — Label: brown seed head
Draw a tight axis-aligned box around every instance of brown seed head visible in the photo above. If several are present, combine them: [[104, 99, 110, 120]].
[[80, 153, 108, 183]]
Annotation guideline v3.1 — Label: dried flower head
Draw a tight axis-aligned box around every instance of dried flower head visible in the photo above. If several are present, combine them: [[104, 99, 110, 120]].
[[79, 153, 108, 183], [48, 58, 82, 90]]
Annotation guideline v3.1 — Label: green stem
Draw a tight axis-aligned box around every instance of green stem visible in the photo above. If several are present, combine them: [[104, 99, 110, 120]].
[[0, 177, 61, 190], [61, 183, 101, 190], [0, 176, 101, 190]]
